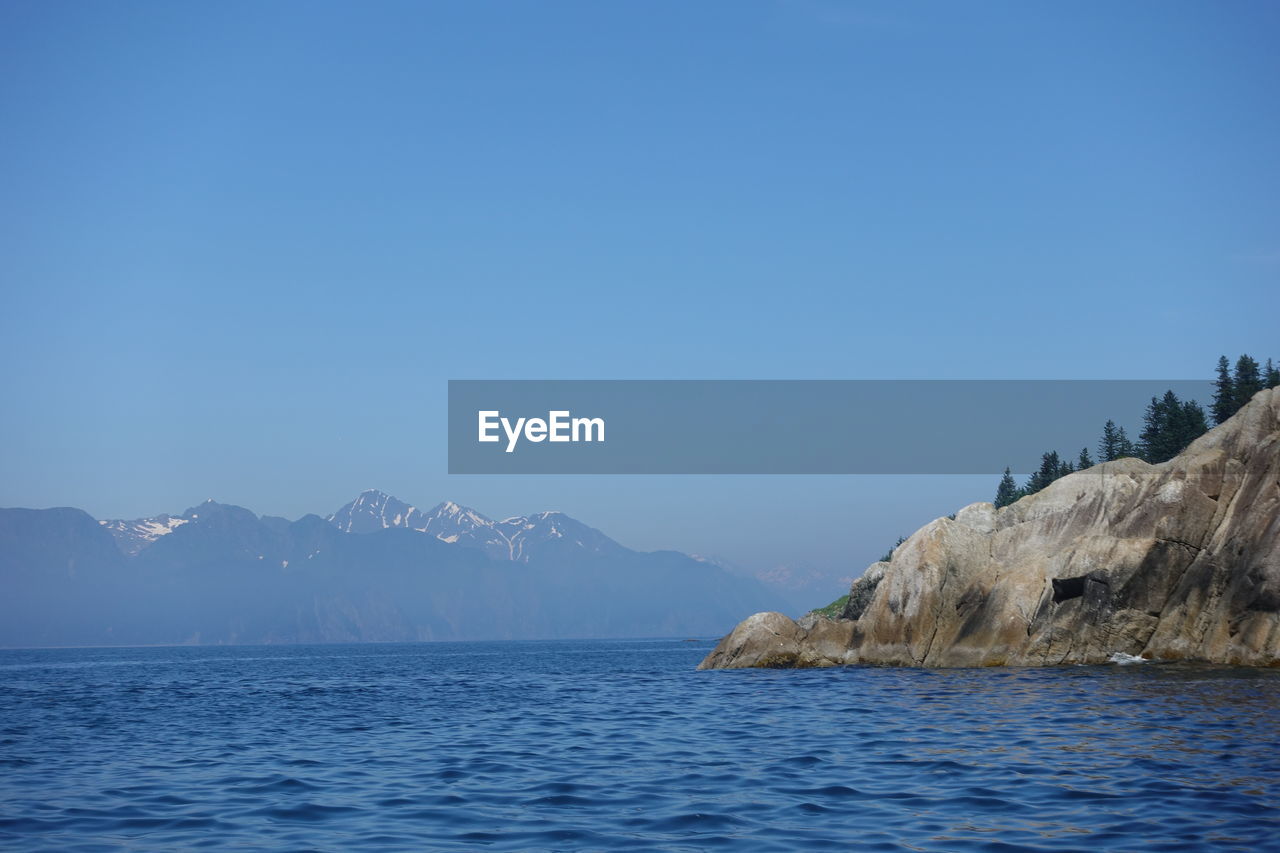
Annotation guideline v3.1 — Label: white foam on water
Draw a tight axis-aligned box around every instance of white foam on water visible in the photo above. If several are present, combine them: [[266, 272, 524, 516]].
[[1107, 652, 1147, 665]]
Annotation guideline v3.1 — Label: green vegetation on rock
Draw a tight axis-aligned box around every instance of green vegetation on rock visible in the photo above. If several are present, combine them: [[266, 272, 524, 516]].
[[807, 594, 849, 620]]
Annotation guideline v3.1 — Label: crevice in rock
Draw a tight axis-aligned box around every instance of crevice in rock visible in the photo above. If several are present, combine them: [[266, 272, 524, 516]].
[[1158, 537, 1203, 554], [918, 563, 951, 665], [1051, 575, 1087, 603]]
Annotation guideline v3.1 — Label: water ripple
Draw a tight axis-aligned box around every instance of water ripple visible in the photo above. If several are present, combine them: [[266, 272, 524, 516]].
[[1, 641, 1279, 850]]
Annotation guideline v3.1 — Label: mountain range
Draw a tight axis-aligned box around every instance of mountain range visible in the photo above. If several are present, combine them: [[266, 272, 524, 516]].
[[0, 491, 783, 646], [323, 490, 627, 562]]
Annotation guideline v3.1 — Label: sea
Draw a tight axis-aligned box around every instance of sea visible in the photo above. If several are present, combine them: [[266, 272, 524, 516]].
[[2, 639, 1278, 851]]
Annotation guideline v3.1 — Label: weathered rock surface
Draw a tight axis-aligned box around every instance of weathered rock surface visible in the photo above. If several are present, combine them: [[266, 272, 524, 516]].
[[700, 388, 1280, 669]]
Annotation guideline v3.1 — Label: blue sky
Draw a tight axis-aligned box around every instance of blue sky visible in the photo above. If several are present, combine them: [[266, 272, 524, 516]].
[[1, 1, 1277, 595]]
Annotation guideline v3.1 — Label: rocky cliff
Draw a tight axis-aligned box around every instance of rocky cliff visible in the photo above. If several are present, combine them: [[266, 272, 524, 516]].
[[700, 388, 1280, 669]]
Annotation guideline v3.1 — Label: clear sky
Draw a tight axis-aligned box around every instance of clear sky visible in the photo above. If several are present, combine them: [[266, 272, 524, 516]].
[[2, 1, 1277, 596]]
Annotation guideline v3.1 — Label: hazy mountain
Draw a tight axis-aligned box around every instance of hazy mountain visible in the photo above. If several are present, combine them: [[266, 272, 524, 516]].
[[327, 491, 511, 559], [99, 513, 190, 556], [0, 494, 784, 646], [97, 499, 257, 556], [491, 511, 628, 562], [326, 489, 435, 534], [326, 490, 628, 562], [690, 553, 818, 613], [0, 507, 128, 646]]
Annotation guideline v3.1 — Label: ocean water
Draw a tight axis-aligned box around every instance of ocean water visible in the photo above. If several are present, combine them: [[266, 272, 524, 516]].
[[2, 640, 1279, 851]]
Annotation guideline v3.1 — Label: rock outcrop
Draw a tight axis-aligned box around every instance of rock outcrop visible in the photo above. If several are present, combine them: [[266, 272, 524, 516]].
[[700, 388, 1280, 669]]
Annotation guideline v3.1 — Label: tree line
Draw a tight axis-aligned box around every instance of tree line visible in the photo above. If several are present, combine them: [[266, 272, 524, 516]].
[[993, 354, 1278, 509]]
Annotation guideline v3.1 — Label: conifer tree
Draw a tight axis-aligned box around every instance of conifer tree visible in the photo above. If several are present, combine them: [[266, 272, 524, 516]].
[[1024, 451, 1064, 495], [1178, 399, 1209, 448], [1099, 421, 1138, 462], [994, 467, 1021, 509], [1265, 358, 1280, 389], [1098, 420, 1123, 462], [987, 354, 1260, 525], [1139, 392, 1177, 463], [1234, 355, 1263, 410], [879, 536, 906, 563], [1115, 426, 1135, 459], [1140, 391, 1208, 463], [1211, 355, 1235, 425]]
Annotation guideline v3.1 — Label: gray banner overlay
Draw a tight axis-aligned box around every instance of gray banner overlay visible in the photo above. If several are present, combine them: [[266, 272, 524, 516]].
[[448, 380, 1215, 474]]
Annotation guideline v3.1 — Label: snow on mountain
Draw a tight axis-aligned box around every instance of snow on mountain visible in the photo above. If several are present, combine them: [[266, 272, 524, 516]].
[[100, 499, 274, 557], [690, 553, 742, 572], [326, 489, 433, 534], [415, 500, 511, 558], [2, 502, 787, 645], [491, 511, 626, 561], [325, 491, 627, 561], [99, 514, 189, 556]]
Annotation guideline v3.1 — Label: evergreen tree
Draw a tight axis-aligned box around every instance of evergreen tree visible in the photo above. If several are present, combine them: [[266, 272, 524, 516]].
[[1139, 393, 1177, 463], [1265, 358, 1280, 389], [1100, 421, 1138, 461], [1115, 426, 1135, 458], [1024, 451, 1065, 495], [1211, 355, 1235, 425], [1140, 390, 1208, 463], [994, 467, 1022, 509], [1178, 399, 1209, 448], [1077, 447, 1094, 470], [1098, 420, 1123, 462], [879, 536, 906, 563], [1233, 355, 1263, 410]]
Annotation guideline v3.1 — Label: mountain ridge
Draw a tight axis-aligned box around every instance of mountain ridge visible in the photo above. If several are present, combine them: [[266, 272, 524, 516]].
[[324, 490, 628, 563], [1, 493, 783, 646], [99, 490, 632, 564]]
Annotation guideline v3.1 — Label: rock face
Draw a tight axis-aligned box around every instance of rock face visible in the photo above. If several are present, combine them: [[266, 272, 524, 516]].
[[700, 388, 1280, 669]]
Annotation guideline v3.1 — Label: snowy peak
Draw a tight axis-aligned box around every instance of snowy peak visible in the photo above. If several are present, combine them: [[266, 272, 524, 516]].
[[100, 499, 261, 556], [492, 511, 627, 562], [99, 514, 189, 557], [416, 501, 501, 552], [326, 491, 513, 557], [99, 494, 628, 563], [325, 491, 500, 551], [324, 492, 628, 562], [423, 500, 493, 529], [326, 490, 432, 534]]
